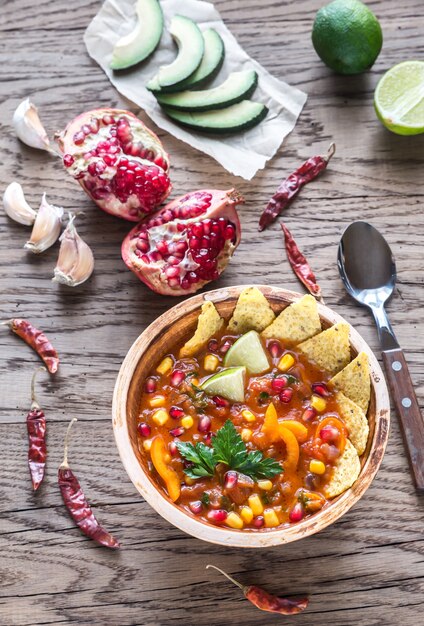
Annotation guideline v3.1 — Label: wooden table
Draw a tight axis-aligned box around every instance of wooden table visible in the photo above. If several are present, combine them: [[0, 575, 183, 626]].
[[1, 1, 423, 624]]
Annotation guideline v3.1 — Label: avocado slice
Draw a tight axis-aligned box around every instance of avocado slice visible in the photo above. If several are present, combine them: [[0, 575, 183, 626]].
[[162, 100, 268, 134], [155, 29, 225, 93], [155, 70, 258, 112], [148, 15, 204, 89], [110, 0, 163, 70]]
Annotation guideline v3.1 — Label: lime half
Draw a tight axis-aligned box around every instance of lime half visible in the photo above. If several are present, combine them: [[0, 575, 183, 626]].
[[224, 330, 270, 374], [200, 366, 246, 403], [374, 61, 424, 135]]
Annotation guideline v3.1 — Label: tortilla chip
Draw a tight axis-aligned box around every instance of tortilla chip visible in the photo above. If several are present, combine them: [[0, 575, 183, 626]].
[[323, 439, 361, 498], [336, 391, 369, 455], [330, 352, 370, 413], [227, 287, 275, 333], [179, 301, 224, 358], [297, 322, 351, 375], [261, 294, 321, 344]]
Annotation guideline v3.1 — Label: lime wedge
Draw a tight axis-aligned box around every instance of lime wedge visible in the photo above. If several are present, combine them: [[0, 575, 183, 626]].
[[200, 366, 246, 402], [374, 61, 424, 135], [224, 330, 270, 374]]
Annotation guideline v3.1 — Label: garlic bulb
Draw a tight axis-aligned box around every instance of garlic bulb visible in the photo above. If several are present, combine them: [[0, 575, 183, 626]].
[[25, 194, 63, 253], [13, 99, 53, 153], [3, 182, 37, 225], [53, 214, 94, 286]]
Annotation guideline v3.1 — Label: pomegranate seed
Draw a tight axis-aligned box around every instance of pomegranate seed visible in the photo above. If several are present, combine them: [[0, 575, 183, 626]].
[[253, 516, 265, 528], [312, 382, 330, 397], [169, 426, 185, 437], [191, 223, 203, 238], [271, 376, 288, 392], [180, 278, 191, 290], [103, 154, 117, 166], [198, 415, 212, 433], [63, 154, 74, 168], [102, 114, 115, 124], [279, 388, 293, 403], [208, 339, 219, 352], [137, 422, 151, 437], [207, 509, 228, 523], [165, 266, 180, 278], [145, 377, 156, 393], [90, 119, 99, 133], [213, 396, 229, 408], [302, 407, 317, 421], [321, 443, 340, 462], [189, 236, 201, 250], [167, 255, 180, 266], [204, 432, 213, 445], [81, 124, 91, 135], [73, 131, 85, 145], [170, 370, 185, 386], [289, 502, 304, 522], [136, 239, 149, 253], [169, 441, 178, 457], [268, 340, 282, 358], [224, 471, 238, 489], [156, 240, 168, 255], [189, 501, 203, 515], [169, 406, 184, 419], [319, 425, 339, 442], [220, 341, 232, 354], [225, 224, 236, 240]]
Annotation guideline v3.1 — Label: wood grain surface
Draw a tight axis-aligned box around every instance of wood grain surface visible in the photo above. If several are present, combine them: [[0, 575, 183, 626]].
[[1, 1, 423, 625]]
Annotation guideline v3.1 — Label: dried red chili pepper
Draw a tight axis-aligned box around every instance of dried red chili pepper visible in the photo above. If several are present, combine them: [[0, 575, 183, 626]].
[[27, 367, 47, 491], [281, 223, 323, 301], [58, 418, 120, 549], [2, 318, 59, 373], [258, 142, 336, 231], [206, 565, 308, 615]]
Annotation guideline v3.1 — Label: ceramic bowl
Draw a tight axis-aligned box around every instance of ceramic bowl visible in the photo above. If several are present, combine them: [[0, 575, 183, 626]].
[[112, 285, 390, 547]]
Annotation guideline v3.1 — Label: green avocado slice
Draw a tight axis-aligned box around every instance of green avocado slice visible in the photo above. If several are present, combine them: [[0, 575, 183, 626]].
[[110, 0, 163, 70], [155, 29, 225, 93], [155, 70, 258, 111], [148, 15, 204, 89], [162, 100, 268, 134]]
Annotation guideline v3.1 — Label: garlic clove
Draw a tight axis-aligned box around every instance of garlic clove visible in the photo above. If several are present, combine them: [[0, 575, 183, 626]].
[[24, 194, 63, 254], [3, 181, 37, 225], [53, 214, 94, 287], [13, 98, 53, 153]]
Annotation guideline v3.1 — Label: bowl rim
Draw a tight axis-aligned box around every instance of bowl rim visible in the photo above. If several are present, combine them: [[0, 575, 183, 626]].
[[112, 285, 390, 548]]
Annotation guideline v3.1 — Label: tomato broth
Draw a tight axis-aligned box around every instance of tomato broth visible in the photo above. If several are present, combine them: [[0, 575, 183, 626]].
[[136, 328, 350, 531]]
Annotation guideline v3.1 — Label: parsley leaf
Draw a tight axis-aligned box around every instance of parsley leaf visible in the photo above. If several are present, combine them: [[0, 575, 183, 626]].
[[176, 441, 215, 479], [201, 492, 210, 506]]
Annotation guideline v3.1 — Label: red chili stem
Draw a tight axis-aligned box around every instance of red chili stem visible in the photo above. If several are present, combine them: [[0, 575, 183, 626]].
[[2, 318, 59, 374], [258, 142, 336, 232], [206, 565, 309, 615], [281, 223, 324, 302], [27, 367, 47, 491], [58, 418, 120, 549]]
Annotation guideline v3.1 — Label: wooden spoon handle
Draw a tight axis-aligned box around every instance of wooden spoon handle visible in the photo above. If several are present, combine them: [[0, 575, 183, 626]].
[[382, 348, 424, 492]]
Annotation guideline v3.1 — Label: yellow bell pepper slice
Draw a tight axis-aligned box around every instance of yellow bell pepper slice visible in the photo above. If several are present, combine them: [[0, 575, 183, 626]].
[[278, 425, 300, 471], [279, 419, 308, 443], [150, 436, 181, 502]]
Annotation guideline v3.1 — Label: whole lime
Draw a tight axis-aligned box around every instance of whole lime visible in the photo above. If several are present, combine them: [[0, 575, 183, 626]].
[[312, 0, 383, 75]]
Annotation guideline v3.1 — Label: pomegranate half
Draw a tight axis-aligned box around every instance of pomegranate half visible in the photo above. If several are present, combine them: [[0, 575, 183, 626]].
[[121, 189, 242, 295], [57, 108, 171, 221]]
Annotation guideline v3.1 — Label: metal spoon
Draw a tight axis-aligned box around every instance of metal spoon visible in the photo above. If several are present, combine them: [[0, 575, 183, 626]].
[[338, 221, 424, 492]]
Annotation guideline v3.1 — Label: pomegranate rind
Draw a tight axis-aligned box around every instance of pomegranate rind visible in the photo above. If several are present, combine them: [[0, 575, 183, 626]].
[[121, 188, 242, 296]]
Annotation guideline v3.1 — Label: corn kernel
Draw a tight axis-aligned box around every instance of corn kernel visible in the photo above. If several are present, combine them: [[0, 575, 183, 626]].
[[156, 357, 173, 376], [310, 395, 327, 413], [277, 353, 295, 372], [184, 474, 196, 485], [257, 479, 273, 491], [310, 459, 326, 475], [240, 506, 254, 524], [204, 354, 219, 372], [149, 395, 166, 408], [181, 415, 194, 429], [191, 377, 199, 387], [225, 512, 244, 530], [248, 494, 264, 516], [242, 409, 256, 423], [143, 439, 152, 451], [264, 508, 280, 528], [152, 409, 169, 426], [241, 428, 252, 442]]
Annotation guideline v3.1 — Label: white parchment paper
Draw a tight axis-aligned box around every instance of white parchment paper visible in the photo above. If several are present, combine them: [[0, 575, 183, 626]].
[[84, 0, 307, 180]]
